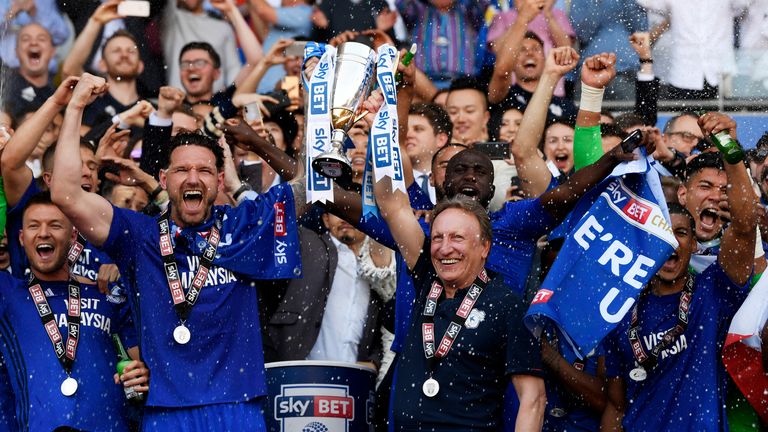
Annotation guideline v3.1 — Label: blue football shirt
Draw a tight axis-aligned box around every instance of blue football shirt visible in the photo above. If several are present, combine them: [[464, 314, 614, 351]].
[[6, 180, 120, 285], [101, 183, 301, 407], [604, 263, 749, 432], [0, 273, 136, 431]]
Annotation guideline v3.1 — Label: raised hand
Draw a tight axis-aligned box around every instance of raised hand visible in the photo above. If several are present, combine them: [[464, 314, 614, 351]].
[[91, 0, 123, 25], [96, 124, 130, 162], [543, 46, 580, 77], [629, 32, 652, 60], [220, 117, 271, 153], [118, 100, 155, 128], [580, 52, 617, 89], [157, 86, 185, 119], [698, 111, 737, 138], [68, 73, 108, 110], [209, 0, 236, 14], [50, 76, 81, 108], [518, 0, 545, 23]]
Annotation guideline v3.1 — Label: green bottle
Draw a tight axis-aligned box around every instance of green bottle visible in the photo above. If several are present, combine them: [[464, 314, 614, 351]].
[[113, 334, 144, 402], [395, 43, 418, 83], [697, 111, 745, 164]]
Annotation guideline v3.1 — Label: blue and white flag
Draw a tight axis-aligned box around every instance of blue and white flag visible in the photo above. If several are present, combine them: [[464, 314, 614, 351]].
[[525, 153, 678, 358], [305, 45, 336, 204], [362, 44, 406, 220]]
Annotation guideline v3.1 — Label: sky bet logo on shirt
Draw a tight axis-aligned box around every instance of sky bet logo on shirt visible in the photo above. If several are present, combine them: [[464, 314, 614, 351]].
[[275, 384, 354, 432]]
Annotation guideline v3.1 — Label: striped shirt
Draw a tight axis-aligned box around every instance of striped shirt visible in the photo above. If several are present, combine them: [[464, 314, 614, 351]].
[[397, 0, 490, 79]]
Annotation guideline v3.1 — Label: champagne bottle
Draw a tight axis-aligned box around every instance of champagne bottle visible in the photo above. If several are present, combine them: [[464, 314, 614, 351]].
[[696, 111, 745, 164], [113, 334, 144, 402]]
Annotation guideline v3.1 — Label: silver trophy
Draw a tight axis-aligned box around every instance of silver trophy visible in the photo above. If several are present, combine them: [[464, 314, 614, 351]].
[[312, 42, 375, 181]]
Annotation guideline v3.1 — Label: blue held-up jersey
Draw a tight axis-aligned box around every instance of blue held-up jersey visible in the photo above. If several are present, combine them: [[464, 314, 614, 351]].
[[7, 180, 119, 285], [0, 273, 136, 432], [604, 263, 749, 432], [101, 183, 301, 407]]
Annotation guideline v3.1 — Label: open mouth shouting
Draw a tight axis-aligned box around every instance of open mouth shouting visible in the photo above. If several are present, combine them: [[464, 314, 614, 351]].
[[698, 207, 720, 233], [27, 48, 43, 68], [183, 189, 204, 209], [35, 243, 55, 262], [661, 251, 680, 273], [553, 152, 570, 171]]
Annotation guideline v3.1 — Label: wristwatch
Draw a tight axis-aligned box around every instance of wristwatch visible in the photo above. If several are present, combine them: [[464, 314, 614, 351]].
[[232, 181, 253, 201]]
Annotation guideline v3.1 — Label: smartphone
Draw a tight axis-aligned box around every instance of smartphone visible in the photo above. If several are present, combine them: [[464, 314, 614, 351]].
[[117, 1, 150, 17], [244, 102, 263, 123], [475, 142, 510, 160], [621, 129, 643, 153], [284, 41, 308, 58]]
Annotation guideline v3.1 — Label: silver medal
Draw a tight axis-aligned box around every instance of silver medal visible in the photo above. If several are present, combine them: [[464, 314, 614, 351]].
[[173, 325, 191, 345], [422, 378, 440, 397], [61, 377, 78, 396], [549, 407, 566, 418], [629, 367, 647, 382]]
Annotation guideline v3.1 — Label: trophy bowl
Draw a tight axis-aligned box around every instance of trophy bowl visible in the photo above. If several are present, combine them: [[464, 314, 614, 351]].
[[312, 42, 375, 181]]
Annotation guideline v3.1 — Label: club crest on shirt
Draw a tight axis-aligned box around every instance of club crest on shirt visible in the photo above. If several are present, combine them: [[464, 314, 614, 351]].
[[465, 309, 486, 329]]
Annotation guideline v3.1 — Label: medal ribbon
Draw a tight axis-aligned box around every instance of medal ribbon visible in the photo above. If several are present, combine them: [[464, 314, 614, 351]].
[[65, 233, 88, 268], [422, 269, 491, 371], [627, 275, 694, 371], [28, 275, 81, 375], [157, 208, 222, 322]]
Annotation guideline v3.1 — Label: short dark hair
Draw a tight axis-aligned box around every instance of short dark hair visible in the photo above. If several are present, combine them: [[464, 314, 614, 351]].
[[166, 131, 225, 170], [102, 29, 140, 57], [755, 131, 768, 149], [523, 31, 544, 48], [264, 109, 299, 158], [431, 143, 469, 169], [432, 195, 493, 244], [667, 201, 695, 231], [601, 123, 628, 140], [22, 190, 54, 219], [663, 112, 699, 134], [42, 139, 96, 173], [614, 112, 644, 131], [447, 76, 489, 111], [179, 42, 221, 69], [685, 152, 724, 182], [410, 103, 453, 142]]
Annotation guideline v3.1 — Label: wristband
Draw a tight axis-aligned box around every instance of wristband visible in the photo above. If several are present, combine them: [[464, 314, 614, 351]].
[[148, 185, 163, 201], [232, 181, 252, 201], [639, 58, 654, 64], [579, 83, 605, 113]]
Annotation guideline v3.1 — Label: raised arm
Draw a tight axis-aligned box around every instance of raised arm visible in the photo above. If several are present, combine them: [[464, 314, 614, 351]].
[[0, 76, 79, 206], [488, 0, 543, 104], [629, 32, 658, 126], [542, 0, 573, 48], [210, 0, 263, 67], [542, 342, 607, 412], [513, 46, 579, 197], [234, 39, 294, 95], [220, 118, 299, 181], [573, 52, 616, 170], [49, 74, 114, 247], [702, 113, 757, 286], [61, 0, 121, 78], [248, 0, 278, 25], [541, 134, 647, 222]]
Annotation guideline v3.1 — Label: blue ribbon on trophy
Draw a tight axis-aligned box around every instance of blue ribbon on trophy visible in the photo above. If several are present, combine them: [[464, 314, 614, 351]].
[[305, 44, 337, 204], [362, 44, 405, 220]]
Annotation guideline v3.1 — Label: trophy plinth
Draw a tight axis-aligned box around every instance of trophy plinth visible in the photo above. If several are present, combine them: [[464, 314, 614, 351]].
[[312, 129, 353, 180]]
